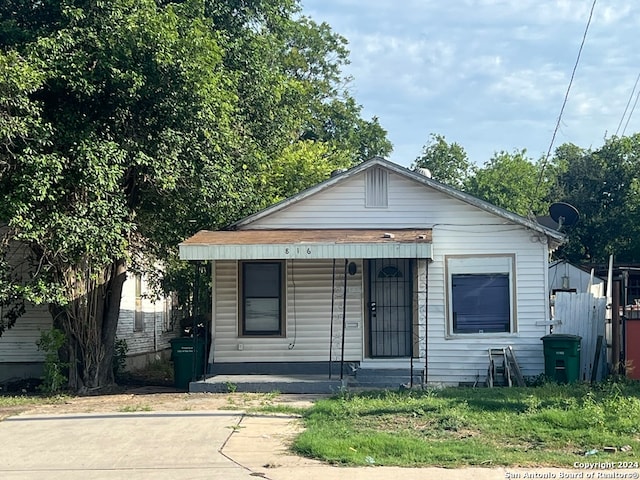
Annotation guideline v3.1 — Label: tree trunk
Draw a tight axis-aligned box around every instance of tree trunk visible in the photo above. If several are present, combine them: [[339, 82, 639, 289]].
[[53, 258, 127, 393], [97, 258, 127, 388]]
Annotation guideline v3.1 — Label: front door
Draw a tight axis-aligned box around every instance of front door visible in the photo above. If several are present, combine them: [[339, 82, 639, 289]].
[[368, 259, 413, 357]]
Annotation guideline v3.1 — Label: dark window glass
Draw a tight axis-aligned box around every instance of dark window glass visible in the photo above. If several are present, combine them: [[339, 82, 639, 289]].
[[242, 262, 282, 335], [378, 265, 402, 278], [452, 274, 509, 333]]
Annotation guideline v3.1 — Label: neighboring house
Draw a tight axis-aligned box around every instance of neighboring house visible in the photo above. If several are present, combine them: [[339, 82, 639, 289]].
[[0, 268, 177, 383], [115, 272, 177, 371], [0, 302, 51, 383], [179, 157, 565, 387], [549, 260, 605, 297]]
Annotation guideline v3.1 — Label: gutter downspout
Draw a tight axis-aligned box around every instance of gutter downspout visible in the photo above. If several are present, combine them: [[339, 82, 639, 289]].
[[329, 259, 336, 379]]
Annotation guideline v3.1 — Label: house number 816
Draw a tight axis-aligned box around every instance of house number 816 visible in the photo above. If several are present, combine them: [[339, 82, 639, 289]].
[[284, 248, 312, 255]]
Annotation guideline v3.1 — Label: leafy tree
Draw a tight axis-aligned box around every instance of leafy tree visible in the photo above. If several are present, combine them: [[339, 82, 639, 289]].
[[301, 96, 392, 164], [0, 50, 56, 336], [0, 0, 391, 391], [412, 134, 473, 189], [260, 140, 350, 203], [1, 0, 244, 391], [549, 135, 640, 264], [464, 149, 551, 217]]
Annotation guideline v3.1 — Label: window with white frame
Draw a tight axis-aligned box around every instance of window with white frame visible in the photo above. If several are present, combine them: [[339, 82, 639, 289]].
[[446, 255, 515, 335], [239, 261, 285, 336]]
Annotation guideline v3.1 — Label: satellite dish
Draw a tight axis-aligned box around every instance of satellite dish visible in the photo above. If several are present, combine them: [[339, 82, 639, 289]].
[[549, 202, 579, 229]]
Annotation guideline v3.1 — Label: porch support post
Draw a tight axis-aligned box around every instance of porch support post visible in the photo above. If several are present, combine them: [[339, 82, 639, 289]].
[[424, 259, 429, 386], [329, 259, 336, 379], [209, 260, 216, 367], [192, 260, 200, 381], [340, 259, 348, 380]]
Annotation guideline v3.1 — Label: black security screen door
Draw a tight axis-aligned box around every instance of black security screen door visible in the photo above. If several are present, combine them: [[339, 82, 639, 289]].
[[368, 259, 412, 357]]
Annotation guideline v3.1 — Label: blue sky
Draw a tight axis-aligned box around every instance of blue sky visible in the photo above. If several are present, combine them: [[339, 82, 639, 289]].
[[301, 0, 640, 167]]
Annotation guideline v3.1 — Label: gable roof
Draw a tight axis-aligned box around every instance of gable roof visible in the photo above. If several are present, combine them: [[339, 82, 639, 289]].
[[229, 157, 565, 245]]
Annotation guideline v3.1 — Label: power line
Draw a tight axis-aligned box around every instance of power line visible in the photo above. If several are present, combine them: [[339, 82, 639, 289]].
[[531, 0, 598, 214], [615, 72, 640, 137], [622, 83, 640, 136]]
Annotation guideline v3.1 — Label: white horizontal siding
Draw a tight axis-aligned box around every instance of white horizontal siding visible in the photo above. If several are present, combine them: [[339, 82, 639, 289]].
[[249, 171, 505, 229], [116, 272, 177, 356], [0, 237, 52, 363], [213, 259, 363, 363], [1, 237, 176, 364], [0, 303, 51, 363], [423, 225, 549, 385]]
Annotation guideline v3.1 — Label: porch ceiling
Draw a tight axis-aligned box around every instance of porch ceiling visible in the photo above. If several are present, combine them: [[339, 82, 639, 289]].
[[179, 229, 432, 260]]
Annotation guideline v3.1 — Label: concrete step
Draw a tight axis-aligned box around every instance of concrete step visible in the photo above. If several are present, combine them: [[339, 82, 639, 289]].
[[189, 374, 345, 394], [353, 368, 424, 389]]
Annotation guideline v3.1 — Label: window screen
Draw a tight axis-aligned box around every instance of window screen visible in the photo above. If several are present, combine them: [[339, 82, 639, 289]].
[[451, 273, 510, 333]]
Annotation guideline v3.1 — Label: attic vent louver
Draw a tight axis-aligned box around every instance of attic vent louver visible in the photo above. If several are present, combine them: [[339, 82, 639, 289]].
[[365, 167, 388, 208]]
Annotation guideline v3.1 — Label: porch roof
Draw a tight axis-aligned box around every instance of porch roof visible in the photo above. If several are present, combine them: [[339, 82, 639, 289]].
[[179, 229, 432, 260]]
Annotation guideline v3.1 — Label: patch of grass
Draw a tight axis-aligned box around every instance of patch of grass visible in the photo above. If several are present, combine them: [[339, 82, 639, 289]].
[[119, 404, 153, 412], [220, 391, 298, 412], [293, 381, 640, 467], [0, 394, 70, 421], [0, 394, 68, 408], [227, 424, 245, 432], [249, 404, 308, 416]]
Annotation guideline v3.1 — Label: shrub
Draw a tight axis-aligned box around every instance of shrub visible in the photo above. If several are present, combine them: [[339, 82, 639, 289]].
[[36, 328, 69, 394]]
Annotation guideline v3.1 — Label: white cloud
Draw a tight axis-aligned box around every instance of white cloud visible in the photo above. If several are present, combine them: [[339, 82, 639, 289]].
[[302, 0, 640, 166], [490, 66, 567, 104], [599, 4, 633, 25]]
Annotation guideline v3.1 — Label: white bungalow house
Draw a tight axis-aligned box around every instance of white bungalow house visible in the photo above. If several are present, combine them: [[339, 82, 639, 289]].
[[179, 157, 565, 388]]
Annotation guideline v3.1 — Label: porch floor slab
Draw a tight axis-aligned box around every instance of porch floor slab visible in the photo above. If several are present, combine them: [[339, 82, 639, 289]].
[[189, 374, 348, 394]]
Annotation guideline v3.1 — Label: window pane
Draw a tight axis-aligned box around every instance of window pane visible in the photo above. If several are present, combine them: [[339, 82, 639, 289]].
[[452, 274, 509, 333], [244, 263, 280, 297], [245, 298, 280, 332], [242, 262, 282, 335]]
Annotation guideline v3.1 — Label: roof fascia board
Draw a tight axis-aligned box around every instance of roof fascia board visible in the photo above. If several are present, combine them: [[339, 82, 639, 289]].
[[179, 242, 432, 261]]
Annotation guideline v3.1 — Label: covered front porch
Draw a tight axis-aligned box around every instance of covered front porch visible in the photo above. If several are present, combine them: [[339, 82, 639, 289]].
[[179, 229, 431, 391]]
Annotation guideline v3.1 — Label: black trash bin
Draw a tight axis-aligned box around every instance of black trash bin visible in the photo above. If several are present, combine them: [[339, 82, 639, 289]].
[[170, 337, 206, 390], [541, 334, 582, 383]]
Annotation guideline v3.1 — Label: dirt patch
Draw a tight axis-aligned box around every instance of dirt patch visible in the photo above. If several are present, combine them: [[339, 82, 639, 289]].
[[1, 360, 327, 419], [2, 387, 324, 419]]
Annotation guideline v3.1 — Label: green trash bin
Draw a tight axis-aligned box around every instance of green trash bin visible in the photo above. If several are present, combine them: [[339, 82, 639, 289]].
[[170, 337, 206, 390], [541, 334, 582, 383]]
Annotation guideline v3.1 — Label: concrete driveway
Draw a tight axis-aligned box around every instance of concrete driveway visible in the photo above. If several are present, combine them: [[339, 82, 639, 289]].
[[1, 410, 635, 480], [0, 411, 253, 479]]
